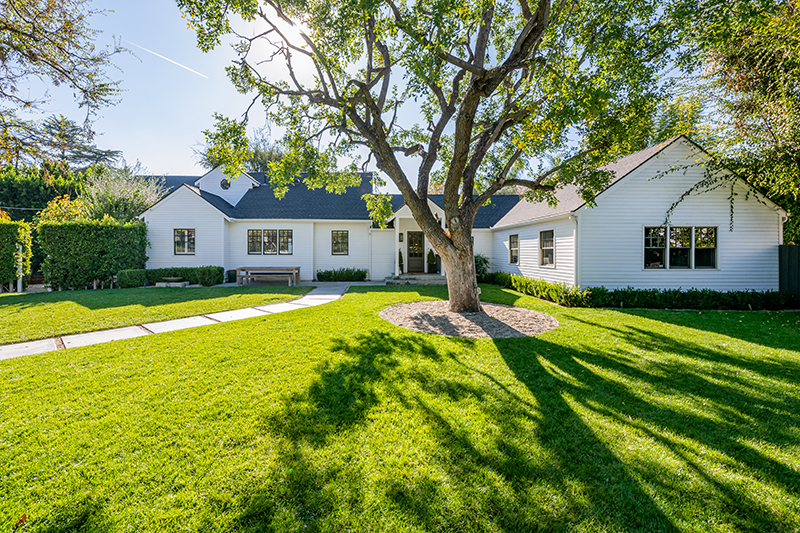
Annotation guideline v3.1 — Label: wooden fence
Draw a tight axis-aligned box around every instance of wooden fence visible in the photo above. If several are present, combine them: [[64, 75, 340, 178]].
[[779, 245, 800, 304]]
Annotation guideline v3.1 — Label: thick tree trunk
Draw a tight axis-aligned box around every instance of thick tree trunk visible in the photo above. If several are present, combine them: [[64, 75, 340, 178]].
[[439, 242, 481, 313]]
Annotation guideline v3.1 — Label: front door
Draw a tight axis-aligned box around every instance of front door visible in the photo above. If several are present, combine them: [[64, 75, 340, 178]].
[[407, 232, 425, 273]]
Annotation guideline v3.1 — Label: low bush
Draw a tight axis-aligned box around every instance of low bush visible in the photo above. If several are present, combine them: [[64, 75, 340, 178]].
[[316, 267, 368, 282], [145, 266, 224, 287], [484, 272, 796, 310], [117, 269, 146, 289], [474, 253, 491, 281], [484, 272, 589, 307]]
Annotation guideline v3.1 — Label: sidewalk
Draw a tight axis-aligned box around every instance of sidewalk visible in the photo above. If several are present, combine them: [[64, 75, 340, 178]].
[[0, 284, 351, 361]]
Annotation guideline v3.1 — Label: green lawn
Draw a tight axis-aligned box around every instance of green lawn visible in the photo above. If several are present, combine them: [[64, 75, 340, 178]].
[[1, 285, 799, 532], [0, 285, 311, 345]]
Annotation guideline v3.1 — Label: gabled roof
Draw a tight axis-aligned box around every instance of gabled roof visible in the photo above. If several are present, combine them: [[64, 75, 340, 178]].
[[388, 194, 519, 229], [493, 136, 685, 228]]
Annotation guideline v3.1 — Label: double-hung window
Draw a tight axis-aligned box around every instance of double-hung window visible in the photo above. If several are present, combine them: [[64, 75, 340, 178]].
[[279, 229, 293, 255], [263, 230, 277, 254], [694, 227, 717, 268], [540, 230, 554, 267], [509, 234, 519, 264], [174, 229, 195, 255], [248, 229, 262, 254], [332, 230, 349, 255], [644, 226, 717, 269], [246, 229, 280, 254]]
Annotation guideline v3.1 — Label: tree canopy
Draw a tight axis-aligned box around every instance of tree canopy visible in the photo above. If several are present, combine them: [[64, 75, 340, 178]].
[[179, 0, 697, 310]]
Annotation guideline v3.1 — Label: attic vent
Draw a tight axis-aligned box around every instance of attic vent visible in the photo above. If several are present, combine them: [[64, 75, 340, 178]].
[[220, 179, 231, 190]]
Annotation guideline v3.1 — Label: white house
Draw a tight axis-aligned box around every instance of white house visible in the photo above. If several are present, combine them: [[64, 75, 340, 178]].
[[491, 136, 789, 291], [141, 136, 788, 290]]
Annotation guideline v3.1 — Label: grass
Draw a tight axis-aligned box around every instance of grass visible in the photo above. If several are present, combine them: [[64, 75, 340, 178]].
[[1, 284, 799, 532], [0, 285, 311, 344]]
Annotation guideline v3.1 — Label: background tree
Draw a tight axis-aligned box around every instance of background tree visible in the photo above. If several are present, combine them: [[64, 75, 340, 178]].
[[0, 0, 121, 165], [195, 126, 285, 173], [682, 0, 800, 242], [179, 0, 688, 311], [82, 162, 167, 222]]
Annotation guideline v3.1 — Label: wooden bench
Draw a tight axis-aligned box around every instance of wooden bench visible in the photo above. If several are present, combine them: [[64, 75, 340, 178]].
[[236, 266, 301, 286]]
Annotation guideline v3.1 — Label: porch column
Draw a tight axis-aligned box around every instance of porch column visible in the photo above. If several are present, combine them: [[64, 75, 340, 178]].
[[394, 220, 400, 277]]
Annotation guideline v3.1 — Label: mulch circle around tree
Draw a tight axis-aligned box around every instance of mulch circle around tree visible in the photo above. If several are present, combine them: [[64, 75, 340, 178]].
[[380, 300, 559, 339]]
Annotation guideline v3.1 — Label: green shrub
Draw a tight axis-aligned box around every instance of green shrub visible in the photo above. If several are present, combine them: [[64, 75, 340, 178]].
[[37, 220, 146, 290], [316, 267, 368, 282], [117, 269, 146, 288], [474, 253, 490, 281], [145, 266, 224, 286], [484, 272, 796, 310], [0, 220, 32, 286]]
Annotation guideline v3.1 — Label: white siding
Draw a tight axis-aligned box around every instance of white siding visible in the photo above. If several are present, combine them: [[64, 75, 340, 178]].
[[492, 216, 577, 285], [473, 229, 493, 260], [370, 230, 396, 280], [142, 187, 226, 269], [577, 141, 783, 290], [313, 222, 372, 278], [227, 221, 315, 280], [195, 168, 256, 206]]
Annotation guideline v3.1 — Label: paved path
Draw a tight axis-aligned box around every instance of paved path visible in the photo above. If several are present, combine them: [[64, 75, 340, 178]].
[[0, 284, 350, 361]]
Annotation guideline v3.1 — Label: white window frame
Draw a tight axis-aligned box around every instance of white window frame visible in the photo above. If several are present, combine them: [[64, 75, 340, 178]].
[[509, 234, 519, 264], [643, 225, 718, 270], [539, 230, 555, 267], [174, 229, 195, 255]]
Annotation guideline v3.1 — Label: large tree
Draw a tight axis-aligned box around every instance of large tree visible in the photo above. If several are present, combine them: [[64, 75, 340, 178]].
[[0, 0, 121, 165], [179, 0, 687, 311]]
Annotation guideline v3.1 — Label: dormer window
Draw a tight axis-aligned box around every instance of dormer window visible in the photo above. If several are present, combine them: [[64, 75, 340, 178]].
[[220, 179, 231, 190]]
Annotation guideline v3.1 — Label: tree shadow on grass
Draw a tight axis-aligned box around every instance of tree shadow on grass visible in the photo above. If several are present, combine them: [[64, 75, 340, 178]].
[[496, 327, 800, 532], [238, 323, 707, 532]]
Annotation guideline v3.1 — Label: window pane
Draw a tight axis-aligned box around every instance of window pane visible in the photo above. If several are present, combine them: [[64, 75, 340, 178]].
[[695, 227, 716, 268], [509, 234, 519, 263], [248, 229, 262, 254], [644, 227, 665, 268], [174, 229, 194, 254], [264, 230, 277, 255], [279, 229, 293, 255], [540, 230, 554, 266], [332, 230, 348, 255], [669, 227, 691, 268]]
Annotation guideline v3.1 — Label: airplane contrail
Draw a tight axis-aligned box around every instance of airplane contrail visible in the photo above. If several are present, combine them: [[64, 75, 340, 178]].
[[124, 39, 209, 79]]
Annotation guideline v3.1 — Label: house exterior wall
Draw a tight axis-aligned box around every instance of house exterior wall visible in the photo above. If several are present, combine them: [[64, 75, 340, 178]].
[[313, 222, 372, 278], [226, 220, 315, 280], [142, 187, 226, 269], [576, 141, 783, 290], [491, 216, 577, 285], [194, 168, 256, 205], [473, 229, 493, 261]]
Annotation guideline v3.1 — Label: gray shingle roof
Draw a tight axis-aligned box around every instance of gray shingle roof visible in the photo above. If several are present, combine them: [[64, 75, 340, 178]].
[[493, 136, 684, 228]]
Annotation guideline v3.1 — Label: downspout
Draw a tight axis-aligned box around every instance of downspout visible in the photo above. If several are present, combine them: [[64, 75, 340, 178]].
[[310, 222, 315, 281], [368, 222, 372, 280], [221, 217, 226, 272], [569, 214, 579, 288]]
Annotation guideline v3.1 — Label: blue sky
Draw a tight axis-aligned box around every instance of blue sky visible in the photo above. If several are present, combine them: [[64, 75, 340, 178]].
[[21, 0, 269, 175]]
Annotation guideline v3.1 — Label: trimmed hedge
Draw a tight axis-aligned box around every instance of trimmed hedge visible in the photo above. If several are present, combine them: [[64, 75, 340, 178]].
[[583, 285, 795, 311], [145, 266, 224, 287], [484, 272, 796, 310], [38, 220, 147, 290], [117, 269, 146, 289], [0, 220, 32, 286], [485, 272, 589, 307], [316, 267, 368, 282]]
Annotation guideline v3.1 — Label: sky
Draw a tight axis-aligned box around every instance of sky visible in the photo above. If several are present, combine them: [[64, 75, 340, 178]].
[[20, 0, 271, 176]]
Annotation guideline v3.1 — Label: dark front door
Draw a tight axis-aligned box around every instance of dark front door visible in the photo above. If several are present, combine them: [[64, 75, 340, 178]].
[[407, 232, 425, 272]]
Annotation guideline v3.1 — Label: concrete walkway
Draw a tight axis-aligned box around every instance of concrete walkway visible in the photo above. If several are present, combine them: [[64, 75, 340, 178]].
[[0, 284, 351, 361]]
